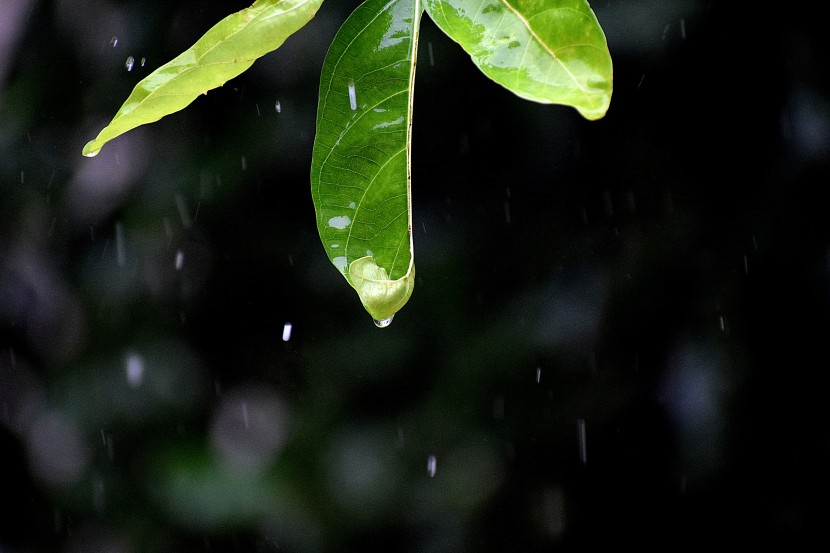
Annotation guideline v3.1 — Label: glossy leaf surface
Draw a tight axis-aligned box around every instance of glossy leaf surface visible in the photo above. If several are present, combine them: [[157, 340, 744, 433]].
[[311, 0, 421, 324], [82, 0, 323, 157], [425, 0, 612, 119]]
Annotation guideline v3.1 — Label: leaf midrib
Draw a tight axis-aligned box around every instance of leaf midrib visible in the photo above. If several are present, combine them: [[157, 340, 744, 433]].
[[498, 0, 589, 102]]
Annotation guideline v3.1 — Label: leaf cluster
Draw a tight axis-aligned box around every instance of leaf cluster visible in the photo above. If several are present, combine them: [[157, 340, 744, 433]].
[[82, 0, 612, 324]]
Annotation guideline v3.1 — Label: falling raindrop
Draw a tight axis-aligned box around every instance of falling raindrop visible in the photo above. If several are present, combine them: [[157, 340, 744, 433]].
[[576, 418, 587, 464], [427, 455, 437, 477], [110, 36, 118, 47], [428, 41, 435, 66], [125, 352, 144, 387], [140, 57, 146, 67], [125, 56, 134, 71], [241, 156, 247, 171], [348, 80, 358, 110], [282, 322, 293, 342], [175, 250, 184, 270], [680, 18, 687, 39], [275, 100, 282, 113], [535, 367, 541, 383], [174, 194, 192, 228], [115, 222, 126, 267], [374, 316, 394, 328], [241, 402, 249, 429]]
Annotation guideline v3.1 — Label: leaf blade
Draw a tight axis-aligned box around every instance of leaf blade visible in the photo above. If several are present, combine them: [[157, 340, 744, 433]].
[[82, 0, 323, 157], [425, 0, 612, 119], [310, 0, 421, 323]]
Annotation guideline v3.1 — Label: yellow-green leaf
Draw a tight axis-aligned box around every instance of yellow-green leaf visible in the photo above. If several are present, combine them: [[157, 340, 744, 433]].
[[425, 0, 612, 119], [82, 0, 323, 157]]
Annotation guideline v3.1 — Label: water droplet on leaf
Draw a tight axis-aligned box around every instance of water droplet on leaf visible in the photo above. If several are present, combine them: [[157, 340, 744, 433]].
[[348, 80, 357, 110]]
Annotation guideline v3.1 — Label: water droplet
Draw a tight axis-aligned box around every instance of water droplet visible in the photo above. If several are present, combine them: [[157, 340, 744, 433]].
[[327, 215, 351, 229], [348, 80, 357, 110], [174, 193, 192, 228], [175, 250, 184, 270], [275, 100, 282, 113], [282, 322, 293, 342], [115, 221, 127, 267], [374, 316, 394, 328], [427, 455, 437, 477], [576, 418, 587, 464], [110, 36, 118, 47], [124, 352, 144, 387], [140, 57, 146, 67], [125, 56, 134, 71], [535, 367, 541, 383]]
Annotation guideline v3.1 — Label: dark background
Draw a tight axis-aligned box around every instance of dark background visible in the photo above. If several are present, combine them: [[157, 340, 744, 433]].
[[2, 0, 829, 551]]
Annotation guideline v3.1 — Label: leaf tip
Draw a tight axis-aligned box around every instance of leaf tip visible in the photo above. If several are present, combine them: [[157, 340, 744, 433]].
[[82, 140, 101, 158], [348, 256, 415, 325]]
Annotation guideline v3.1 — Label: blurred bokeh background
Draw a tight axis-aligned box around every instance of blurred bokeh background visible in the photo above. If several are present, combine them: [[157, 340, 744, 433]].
[[2, 0, 829, 551]]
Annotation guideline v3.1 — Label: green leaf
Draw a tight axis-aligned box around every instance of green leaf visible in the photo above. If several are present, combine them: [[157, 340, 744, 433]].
[[81, 0, 323, 157], [424, 0, 612, 119], [310, 0, 422, 326]]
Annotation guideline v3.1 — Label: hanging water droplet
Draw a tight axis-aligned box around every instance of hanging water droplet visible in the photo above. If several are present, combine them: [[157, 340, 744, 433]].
[[125, 56, 134, 71], [82, 145, 100, 157], [348, 80, 358, 110], [374, 316, 394, 328]]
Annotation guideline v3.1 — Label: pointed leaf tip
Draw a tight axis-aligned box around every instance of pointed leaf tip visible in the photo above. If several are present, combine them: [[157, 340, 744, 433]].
[[82, 140, 100, 157]]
